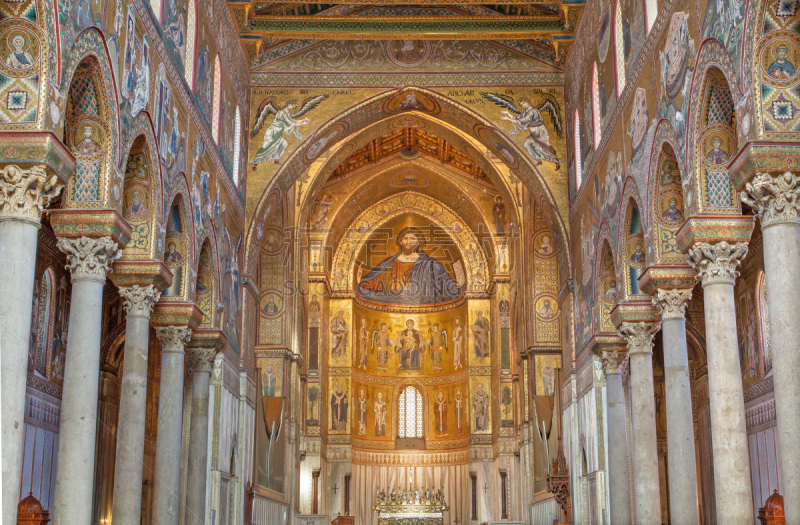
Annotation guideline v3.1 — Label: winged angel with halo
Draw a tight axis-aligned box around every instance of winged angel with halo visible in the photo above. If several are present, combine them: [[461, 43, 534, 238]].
[[249, 95, 328, 170], [481, 92, 564, 170]]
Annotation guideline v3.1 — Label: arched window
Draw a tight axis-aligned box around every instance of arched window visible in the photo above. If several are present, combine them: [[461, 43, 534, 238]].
[[644, 0, 657, 34], [614, 0, 626, 95], [592, 61, 601, 149], [574, 109, 583, 189], [184, 0, 197, 84], [398, 385, 423, 438], [33, 268, 54, 376], [233, 106, 242, 187], [212, 55, 222, 143]]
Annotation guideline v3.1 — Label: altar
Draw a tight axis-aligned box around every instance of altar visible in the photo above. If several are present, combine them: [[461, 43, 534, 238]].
[[372, 489, 448, 525]]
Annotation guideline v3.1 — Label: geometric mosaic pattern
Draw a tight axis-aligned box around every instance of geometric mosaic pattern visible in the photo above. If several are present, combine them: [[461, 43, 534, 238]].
[[0, 74, 38, 123], [69, 75, 100, 117], [763, 85, 800, 131], [73, 160, 101, 201], [705, 169, 734, 207], [705, 85, 735, 126]]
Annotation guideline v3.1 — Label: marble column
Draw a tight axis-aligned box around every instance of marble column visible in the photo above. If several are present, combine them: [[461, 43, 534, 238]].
[[618, 321, 661, 525], [686, 241, 753, 524], [601, 348, 632, 525], [0, 165, 62, 523], [742, 172, 800, 522], [152, 326, 192, 525], [52, 236, 121, 525], [110, 285, 161, 525], [653, 288, 699, 525], [185, 347, 216, 525]]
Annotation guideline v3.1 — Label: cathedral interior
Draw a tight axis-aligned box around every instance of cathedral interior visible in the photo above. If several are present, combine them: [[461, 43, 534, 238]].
[[0, 0, 798, 523]]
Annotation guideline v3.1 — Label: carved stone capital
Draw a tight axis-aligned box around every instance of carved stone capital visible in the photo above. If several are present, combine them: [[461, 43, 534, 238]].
[[119, 285, 161, 318], [685, 241, 748, 286], [601, 349, 629, 375], [155, 326, 192, 353], [618, 322, 660, 355], [653, 288, 693, 319], [187, 348, 216, 371], [741, 171, 800, 227], [0, 164, 63, 223], [57, 236, 121, 282]]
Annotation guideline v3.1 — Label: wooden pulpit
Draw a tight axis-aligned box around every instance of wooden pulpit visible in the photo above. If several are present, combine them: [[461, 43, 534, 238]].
[[332, 517, 355, 525]]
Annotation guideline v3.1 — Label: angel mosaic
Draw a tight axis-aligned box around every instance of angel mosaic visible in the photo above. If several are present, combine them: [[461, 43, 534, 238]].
[[481, 93, 564, 169], [249, 95, 328, 169]]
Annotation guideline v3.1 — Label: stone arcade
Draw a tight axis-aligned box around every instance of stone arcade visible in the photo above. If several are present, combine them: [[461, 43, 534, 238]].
[[0, 0, 797, 523]]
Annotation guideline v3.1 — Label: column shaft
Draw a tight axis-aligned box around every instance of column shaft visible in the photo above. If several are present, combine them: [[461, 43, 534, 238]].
[[111, 284, 160, 525], [662, 316, 699, 525], [52, 276, 107, 524], [605, 370, 632, 525], [761, 222, 800, 521], [152, 327, 192, 525], [52, 236, 120, 525], [0, 218, 39, 523], [185, 349, 214, 525], [702, 281, 753, 524], [629, 350, 661, 525]]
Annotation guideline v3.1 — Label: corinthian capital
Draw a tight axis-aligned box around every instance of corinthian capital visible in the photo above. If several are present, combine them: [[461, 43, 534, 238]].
[[685, 241, 748, 286], [741, 171, 800, 227], [601, 349, 629, 375], [618, 322, 660, 355], [155, 326, 192, 353], [187, 348, 216, 371], [57, 236, 121, 282], [119, 285, 161, 317], [653, 288, 693, 319], [0, 164, 63, 223]]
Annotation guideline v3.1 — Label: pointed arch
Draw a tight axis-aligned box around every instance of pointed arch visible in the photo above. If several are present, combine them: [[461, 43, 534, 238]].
[[33, 267, 56, 376], [594, 227, 617, 333], [162, 193, 193, 301], [757, 270, 772, 373], [195, 239, 219, 328], [392, 379, 429, 441], [620, 196, 646, 299], [648, 139, 687, 263], [614, 0, 626, 95]]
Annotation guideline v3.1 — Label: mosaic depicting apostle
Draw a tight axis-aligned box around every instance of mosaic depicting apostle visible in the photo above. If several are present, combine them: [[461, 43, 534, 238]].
[[537, 235, 554, 255], [605, 279, 618, 302], [76, 125, 102, 156], [250, 95, 328, 168], [538, 299, 556, 319], [395, 319, 422, 371], [471, 311, 490, 359], [371, 323, 392, 371], [330, 310, 349, 363], [482, 93, 564, 169], [374, 391, 387, 436], [428, 324, 447, 372], [435, 391, 448, 435], [454, 388, 465, 434], [357, 388, 367, 436], [330, 383, 348, 431], [164, 241, 182, 264], [357, 318, 369, 370], [473, 383, 490, 431], [768, 43, 796, 80], [6, 34, 33, 69], [493, 196, 506, 235], [705, 137, 729, 165], [662, 197, 685, 223], [357, 227, 462, 306], [262, 364, 277, 396], [263, 295, 279, 314], [452, 318, 464, 370], [630, 243, 646, 264]]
